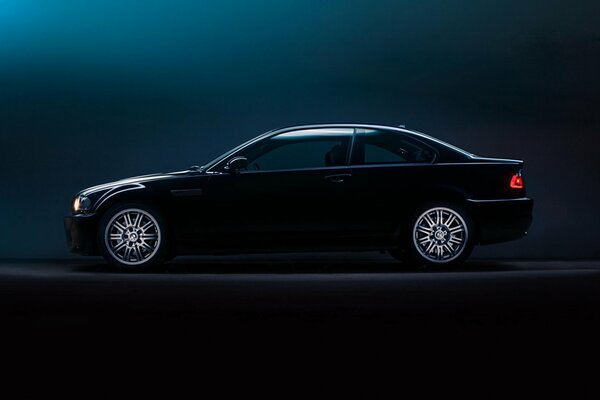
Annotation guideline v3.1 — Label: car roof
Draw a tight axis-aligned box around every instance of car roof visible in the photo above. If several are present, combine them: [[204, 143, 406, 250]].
[[270, 124, 475, 158]]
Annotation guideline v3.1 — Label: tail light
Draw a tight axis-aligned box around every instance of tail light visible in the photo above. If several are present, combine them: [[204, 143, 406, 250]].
[[510, 172, 524, 189]]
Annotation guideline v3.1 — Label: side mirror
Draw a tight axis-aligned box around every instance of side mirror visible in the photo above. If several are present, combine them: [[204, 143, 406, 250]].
[[224, 156, 248, 173]]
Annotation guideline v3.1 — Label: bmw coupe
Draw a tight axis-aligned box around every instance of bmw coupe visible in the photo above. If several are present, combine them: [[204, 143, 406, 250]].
[[65, 124, 533, 270]]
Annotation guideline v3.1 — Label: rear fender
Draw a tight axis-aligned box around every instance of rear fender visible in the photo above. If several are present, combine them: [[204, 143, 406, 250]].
[[394, 184, 472, 237]]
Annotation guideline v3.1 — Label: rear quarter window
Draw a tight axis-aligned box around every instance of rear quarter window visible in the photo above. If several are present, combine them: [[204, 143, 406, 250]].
[[351, 129, 436, 165]]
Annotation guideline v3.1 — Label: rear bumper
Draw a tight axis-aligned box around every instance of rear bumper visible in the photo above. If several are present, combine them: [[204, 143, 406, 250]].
[[466, 198, 533, 245], [64, 214, 99, 255]]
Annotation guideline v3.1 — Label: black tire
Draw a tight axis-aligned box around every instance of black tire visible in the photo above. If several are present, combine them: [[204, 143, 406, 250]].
[[97, 203, 170, 272], [390, 203, 474, 269]]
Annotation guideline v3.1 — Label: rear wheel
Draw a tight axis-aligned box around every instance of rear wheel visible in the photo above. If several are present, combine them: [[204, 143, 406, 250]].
[[98, 204, 169, 271], [391, 204, 474, 269]]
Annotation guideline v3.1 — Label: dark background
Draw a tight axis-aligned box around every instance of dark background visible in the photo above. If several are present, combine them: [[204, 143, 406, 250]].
[[1, 0, 599, 259]]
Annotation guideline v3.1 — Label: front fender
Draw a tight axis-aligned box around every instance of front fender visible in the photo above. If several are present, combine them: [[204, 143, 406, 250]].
[[93, 183, 148, 214]]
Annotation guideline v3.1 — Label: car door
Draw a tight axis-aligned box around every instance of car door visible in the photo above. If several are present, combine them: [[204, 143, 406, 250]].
[[192, 128, 355, 250], [347, 128, 437, 242]]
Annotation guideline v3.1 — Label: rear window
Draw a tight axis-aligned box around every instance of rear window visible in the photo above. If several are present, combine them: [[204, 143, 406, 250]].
[[351, 129, 436, 165]]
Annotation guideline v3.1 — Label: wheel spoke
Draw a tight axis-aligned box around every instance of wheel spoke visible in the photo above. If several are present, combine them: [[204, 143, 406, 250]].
[[445, 214, 456, 228], [134, 244, 143, 261], [113, 221, 126, 232], [123, 246, 132, 262], [113, 241, 127, 252], [442, 244, 452, 257], [141, 242, 154, 251], [449, 226, 463, 233], [141, 221, 154, 231], [425, 241, 435, 254], [417, 227, 431, 235], [424, 214, 435, 227], [124, 213, 133, 227]]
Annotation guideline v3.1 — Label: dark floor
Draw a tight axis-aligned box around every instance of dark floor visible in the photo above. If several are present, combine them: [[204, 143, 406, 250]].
[[2, 254, 600, 336], [4, 253, 600, 383]]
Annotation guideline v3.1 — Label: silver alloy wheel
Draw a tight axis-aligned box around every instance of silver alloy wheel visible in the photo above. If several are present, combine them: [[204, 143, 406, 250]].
[[413, 207, 468, 263], [104, 208, 161, 266]]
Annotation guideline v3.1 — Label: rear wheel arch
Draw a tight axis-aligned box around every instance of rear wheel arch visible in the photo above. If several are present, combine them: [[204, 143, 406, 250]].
[[420, 184, 481, 243], [394, 185, 475, 236]]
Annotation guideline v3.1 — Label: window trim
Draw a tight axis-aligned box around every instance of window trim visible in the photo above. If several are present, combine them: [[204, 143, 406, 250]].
[[346, 128, 357, 166]]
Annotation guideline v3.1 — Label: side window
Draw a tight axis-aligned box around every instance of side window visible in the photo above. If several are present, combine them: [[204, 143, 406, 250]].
[[237, 128, 353, 171], [351, 129, 436, 165]]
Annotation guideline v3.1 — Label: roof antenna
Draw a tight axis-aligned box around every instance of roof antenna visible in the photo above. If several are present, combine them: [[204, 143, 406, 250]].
[[398, 124, 406, 128]]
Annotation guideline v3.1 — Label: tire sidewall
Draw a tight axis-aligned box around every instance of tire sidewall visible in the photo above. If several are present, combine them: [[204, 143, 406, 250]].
[[97, 203, 169, 271]]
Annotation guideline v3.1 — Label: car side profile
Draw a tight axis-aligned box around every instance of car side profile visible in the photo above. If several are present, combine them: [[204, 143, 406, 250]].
[[65, 124, 533, 271]]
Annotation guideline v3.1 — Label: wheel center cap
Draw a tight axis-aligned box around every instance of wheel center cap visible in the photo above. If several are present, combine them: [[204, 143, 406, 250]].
[[128, 232, 139, 242], [434, 229, 447, 241]]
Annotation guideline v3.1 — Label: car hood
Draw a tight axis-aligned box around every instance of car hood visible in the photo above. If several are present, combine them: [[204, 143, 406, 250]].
[[80, 170, 192, 196]]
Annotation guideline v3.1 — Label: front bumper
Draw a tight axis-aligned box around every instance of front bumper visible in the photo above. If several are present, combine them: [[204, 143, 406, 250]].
[[64, 213, 100, 255], [466, 198, 533, 245]]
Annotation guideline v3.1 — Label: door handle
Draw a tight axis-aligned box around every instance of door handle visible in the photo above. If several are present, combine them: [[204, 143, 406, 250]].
[[325, 174, 351, 183]]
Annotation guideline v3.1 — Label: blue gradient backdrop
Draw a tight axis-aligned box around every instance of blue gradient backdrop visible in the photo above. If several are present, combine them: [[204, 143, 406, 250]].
[[1, 0, 599, 258]]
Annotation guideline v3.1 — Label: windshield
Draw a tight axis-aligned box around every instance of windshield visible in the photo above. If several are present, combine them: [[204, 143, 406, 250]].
[[201, 129, 276, 170]]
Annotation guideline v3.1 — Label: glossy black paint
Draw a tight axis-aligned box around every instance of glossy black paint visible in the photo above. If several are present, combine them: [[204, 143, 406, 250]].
[[65, 124, 533, 257]]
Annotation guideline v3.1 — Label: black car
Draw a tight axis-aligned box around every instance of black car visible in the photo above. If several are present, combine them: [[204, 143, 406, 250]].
[[65, 124, 533, 270]]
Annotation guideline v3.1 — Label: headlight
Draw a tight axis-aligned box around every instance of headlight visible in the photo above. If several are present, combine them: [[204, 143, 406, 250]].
[[73, 195, 92, 213]]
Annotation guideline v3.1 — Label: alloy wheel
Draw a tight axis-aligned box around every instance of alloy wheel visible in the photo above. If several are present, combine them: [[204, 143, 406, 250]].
[[413, 207, 468, 263], [104, 208, 161, 266]]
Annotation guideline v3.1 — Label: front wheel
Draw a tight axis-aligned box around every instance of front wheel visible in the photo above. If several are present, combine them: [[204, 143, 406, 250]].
[[98, 204, 169, 271], [391, 204, 474, 269]]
